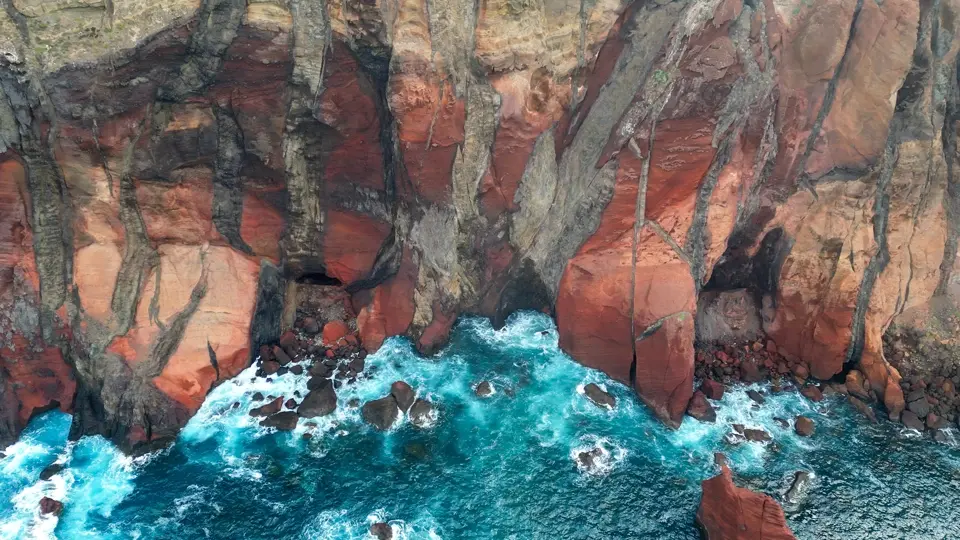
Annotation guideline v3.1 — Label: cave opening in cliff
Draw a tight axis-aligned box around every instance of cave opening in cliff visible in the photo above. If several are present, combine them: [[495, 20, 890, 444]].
[[695, 228, 789, 348], [295, 271, 342, 287]]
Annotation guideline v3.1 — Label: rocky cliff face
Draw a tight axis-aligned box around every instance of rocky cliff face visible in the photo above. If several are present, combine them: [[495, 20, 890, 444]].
[[0, 0, 958, 452]]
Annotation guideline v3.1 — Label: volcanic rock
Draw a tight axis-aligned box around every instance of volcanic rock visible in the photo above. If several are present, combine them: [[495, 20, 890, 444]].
[[747, 390, 765, 405], [272, 346, 292, 366], [409, 399, 436, 428], [362, 396, 399, 431], [261, 360, 281, 376], [576, 447, 604, 471], [794, 416, 814, 437], [309, 363, 333, 378], [696, 462, 795, 540], [800, 385, 824, 402], [249, 397, 283, 417], [284, 398, 297, 410], [848, 396, 878, 423], [391, 381, 416, 412], [370, 522, 392, 540], [474, 381, 494, 397], [39, 497, 63, 516], [302, 317, 321, 335], [583, 383, 616, 409], [39, 463, 63, 481], [686, 391, 717, 423], [298, 380, 337, 418], [700, 379, 725, 400], [784, 471, 812, 506], [322, 321, 350, 346], [907, 397, 931, 418], [260, 412, 299, 431], [743, 428, 772, 443], [901, 410, 924, 431]]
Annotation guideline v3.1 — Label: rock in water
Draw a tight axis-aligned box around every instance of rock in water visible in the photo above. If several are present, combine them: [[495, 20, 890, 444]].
[[474, 381, 494, 397], [298, 380, 337, 418], [784, 471, 812, 506], [696, 462, 796, 539], [800, 385, 824, 402], [747, 389, 766, 405], [700, 379, 725, 400], [391, 381, 416, 412], [39, 497, 64, 516], [901, 410, 925, 431], [794, 416, 814, 437], [249, 397, 284, 417], [39, 463, 63, 481], [409, 399, 437, 428], [743, 428, 772, 442], [583, 383, 616, 409], [362, 396, 399, 430], [260, 412, 299, 431], [576, 447, 604, 471], [370, 522, 392, 540], [686, 391, 717, 423]]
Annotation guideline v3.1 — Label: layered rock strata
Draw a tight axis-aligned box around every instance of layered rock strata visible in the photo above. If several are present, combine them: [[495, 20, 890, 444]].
[[0, 0, 958, 450]]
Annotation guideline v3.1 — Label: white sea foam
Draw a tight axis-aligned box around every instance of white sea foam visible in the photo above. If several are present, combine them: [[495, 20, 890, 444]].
[[571, 434, 627, 476]]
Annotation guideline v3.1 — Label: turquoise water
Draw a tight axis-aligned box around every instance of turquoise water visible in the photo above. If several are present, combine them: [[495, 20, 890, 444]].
[[2, 312, 960, 539]]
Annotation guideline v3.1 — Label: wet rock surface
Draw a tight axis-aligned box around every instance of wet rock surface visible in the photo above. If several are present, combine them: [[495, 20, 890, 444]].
[[583, 383, 616, 409], [696, 458, 795, 540], [362, 396, 400, 431]]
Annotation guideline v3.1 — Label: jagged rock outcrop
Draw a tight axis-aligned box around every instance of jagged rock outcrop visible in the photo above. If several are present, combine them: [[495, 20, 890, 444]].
[[1, 0, 958, 450], [696, 462, 796, 539]]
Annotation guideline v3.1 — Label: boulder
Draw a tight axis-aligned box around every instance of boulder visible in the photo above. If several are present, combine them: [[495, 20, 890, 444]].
[[298, 380, 337, 418], [700, 379, 725, 400], [848, 396, 878, 423], [290, 365, 304, 376], [39, 497, 63, 516], [686, 391, 717, 423], [583, 383, 616, 409], [302, 317, 321, 335], [747, 390, 765, 405], [743, 428, 772, 442], [322, 321, 350, 346], [794, 416, 814, 437], [907, 397, 930, 417], [309, 362, 333, 378], [391, 381, 416, 412], [272, 346, 292, 366], [845, 371, 870, 401], [284, 398, 298, 409], [252, 392, 264, 401], [279, 330, 299, 353], [260, 411, 299, 430], [249, 397, 283, 417], [927, 413, 947, 430], [39, 463, 64, 481], [901, 410, 924, 431], [800, 385, 823, 402], [362, 396, 399, 430], [370, 522, 393, 540], [740, 360, 764, 383], [696, 462, 795, 540], [261, 360, 281, 376], [474, 381, 494, 397], [409, 399, 436, 428]]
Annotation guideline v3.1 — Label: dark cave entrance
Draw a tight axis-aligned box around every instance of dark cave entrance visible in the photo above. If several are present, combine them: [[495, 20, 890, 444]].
[[295, 271, 343, 287]]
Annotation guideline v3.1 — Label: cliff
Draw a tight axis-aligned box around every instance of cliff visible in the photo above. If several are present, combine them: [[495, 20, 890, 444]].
[[0, 0, 958, 452]]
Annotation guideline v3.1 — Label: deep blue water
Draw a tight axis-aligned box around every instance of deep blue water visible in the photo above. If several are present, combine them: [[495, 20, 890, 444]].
[[2, 312, 960, 539]]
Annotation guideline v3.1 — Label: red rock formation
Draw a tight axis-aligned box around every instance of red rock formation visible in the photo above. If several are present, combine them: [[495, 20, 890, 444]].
[[1, 0, 957, 450], [696, 463, 796, 540]]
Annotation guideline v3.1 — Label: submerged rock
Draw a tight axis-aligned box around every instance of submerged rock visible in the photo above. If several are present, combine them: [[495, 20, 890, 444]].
[[39, 497, 63, 516], [391, 381, 415, 412], [576, 447, 604, 471], [848, 396, 878, 423], [474, 381, 494, 397], [743, 428, 772, 443], [260, 412, 299, 431], [39, 463, 63, 481], [583, 383, 616, 409], [686, 391, 716, 423], [362, 396, 399, 430], [298, 380, 337, 418], [409, 399, 437, 428], [784, 471, 812, 506], [794, 416, 814, 437], [370, 522, 392, 540], [696, 461, 796, 539]]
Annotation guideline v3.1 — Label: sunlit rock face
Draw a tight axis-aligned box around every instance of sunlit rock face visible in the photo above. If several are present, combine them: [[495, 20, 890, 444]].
[[1, 0, 958, 449]]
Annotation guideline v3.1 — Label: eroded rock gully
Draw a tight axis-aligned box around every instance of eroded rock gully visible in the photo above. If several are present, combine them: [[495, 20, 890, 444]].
[[0, 0, 958, 460]]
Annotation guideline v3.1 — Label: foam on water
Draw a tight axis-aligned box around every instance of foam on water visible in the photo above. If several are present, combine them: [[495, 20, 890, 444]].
[[2, 312, 959, 539]]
